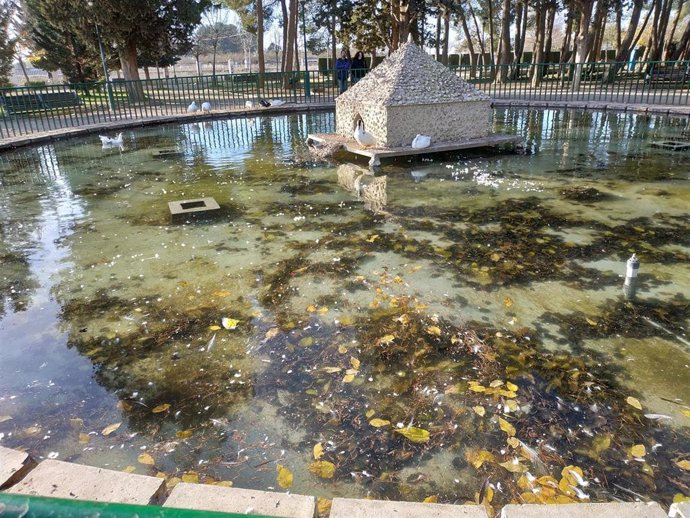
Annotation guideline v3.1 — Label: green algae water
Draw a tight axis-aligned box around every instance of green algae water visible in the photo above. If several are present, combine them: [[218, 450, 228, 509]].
[[0, 109, 688, 512]]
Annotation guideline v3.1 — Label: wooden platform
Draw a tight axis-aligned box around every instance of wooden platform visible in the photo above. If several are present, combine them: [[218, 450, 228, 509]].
[[307, 133, 524, 166]]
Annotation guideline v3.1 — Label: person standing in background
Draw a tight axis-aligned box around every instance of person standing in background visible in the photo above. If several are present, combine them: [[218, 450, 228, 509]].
[[336, 49, 351, 94], [351, 51, 368, 84]]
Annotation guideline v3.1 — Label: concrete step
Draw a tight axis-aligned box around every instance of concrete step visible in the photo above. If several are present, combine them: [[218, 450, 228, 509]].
[[164, 482, 315, 518], [671, 502, 690, 518], [329, 498, 489, 518], [500, 502, 668, 518], [4, 459, 165, 505], [0, 446, 35, 489]]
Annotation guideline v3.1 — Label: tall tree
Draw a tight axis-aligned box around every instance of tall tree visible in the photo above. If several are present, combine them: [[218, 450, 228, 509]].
[[0, 1, 16, 86]]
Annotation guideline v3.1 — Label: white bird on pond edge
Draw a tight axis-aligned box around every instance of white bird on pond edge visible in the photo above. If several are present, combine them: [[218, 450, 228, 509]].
[[411, 134, 431, 149], [187, 101, 198, 113], [245, 100, 254, 108], [99, 132, 123, 147], [353, 120, 376, 147], [201, 101, 212, 113]]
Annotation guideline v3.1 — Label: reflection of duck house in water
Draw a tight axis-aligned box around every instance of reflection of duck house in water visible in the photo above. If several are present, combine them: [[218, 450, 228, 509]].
[[308, 41, 523, 167], [337, 164, 387, 213], [168, 197, 220, 223]]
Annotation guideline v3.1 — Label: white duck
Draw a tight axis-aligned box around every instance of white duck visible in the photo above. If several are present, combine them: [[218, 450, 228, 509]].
[[411, 134, 431, 149], [245, 100, 254, 108], [99, 132, 123, 147], [187, 101, 198, 113], [201, 101, 212, 113], [353, 120, 376, 148], [269, 99, 286, 107]]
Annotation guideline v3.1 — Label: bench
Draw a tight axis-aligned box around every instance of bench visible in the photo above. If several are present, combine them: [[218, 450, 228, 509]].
[[0, 91, 81, 116], [645, 65, 690, 87]]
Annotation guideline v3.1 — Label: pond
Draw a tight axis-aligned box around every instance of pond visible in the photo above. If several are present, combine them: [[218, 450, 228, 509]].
[[0, 108, 688, 513]]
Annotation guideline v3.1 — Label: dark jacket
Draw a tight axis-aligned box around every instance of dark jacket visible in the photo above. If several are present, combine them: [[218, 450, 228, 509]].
[[351, 57, 368, 80], [336, 58, 351, 80]]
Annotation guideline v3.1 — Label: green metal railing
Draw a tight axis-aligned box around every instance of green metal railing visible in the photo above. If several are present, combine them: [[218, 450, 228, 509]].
[[0, 59, 688, 141], [0, 493, 278, 518]]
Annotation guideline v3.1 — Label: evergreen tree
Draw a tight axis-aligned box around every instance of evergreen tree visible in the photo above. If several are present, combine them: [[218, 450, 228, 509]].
[[0, 1, 16, 86]]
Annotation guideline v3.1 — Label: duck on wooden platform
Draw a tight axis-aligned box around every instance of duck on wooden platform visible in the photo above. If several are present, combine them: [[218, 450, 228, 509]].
[[353, 120, 376, 147], [411, 134, 431, 149], [201, 101, 212, 113], [187, 101, 198, 113]]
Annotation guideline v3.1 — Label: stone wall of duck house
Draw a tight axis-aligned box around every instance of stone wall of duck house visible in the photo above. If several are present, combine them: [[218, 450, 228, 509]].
[[385, 101, 491, 148], [335, 101, 388, 145]]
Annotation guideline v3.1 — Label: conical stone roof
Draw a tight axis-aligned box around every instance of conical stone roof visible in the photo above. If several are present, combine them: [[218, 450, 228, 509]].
[[338, 42, 490, 106]]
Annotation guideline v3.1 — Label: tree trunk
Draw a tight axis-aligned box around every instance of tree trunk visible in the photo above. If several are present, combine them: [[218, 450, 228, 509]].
[[212, 43, 218, 77], [606, 0, 643, 82], [488, 0, 495, 66], [442, 11, 450, 65], [671, 18, 690, 60], [283, 0, 295, 83], [531, 3, 546, 87], [144, 66, 150, 80], [331, 10, 337, 85], [497, 0, 511, 82], [544, 4, 556, 57], [458, 6, 477, 78], [615, 1, 622, 51], [665, 0, 685, 57], [648, 0, 673, 62], [573, 0, 594, 89], [257, 0, 265, 88], [560, 11, 573, 63], [435, 13, 441, 60], [468, 1, 486, 70], [391, 0, 400, 50], [280, 0, 288, 71], [514, 0, 528, 64], [119, 41, 144, 101]]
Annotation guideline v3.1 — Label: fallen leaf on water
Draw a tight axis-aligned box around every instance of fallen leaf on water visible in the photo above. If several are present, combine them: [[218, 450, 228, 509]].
[[182, 472, 199, 484], [208, 325, 221, 331], [366, 234, 379, 242], [490, 379, 504, 388], [313, 442, 324, 460], [343, 373, 356, 383], [631, 444, 646, 458], [338, 344, 348, 354], [152, 403, 171, 413], [308, 460, 336, 479], [365, 409, 375, 418], [318, 306, 329, 315], [210, 290, 231, 297], [426, 325, 441, 336], [265, 328, 279, 340], [626, 396, 642, 410], [503, 297, 513, 308], [299, 337, 314, 347], [682, 409, 690, 418], [499, 459, 528, 473], [78, 433, 90, 444], [323, 366, 342, 373], [507, 437, 521, 448], [585, 317, 597, 326], [469, 449, 495, 469], [317, 498, 332, 514], [122, 465, 136, 473], [101, 422, 121, 436], [675, 459, 690, 471], [276, 464, 293, 488], [395, 426, 430, 444], [378, 334, 396, 345], [423, 495, 438, 503], [138, 453, 155, 465], [674, 493, 690, 503], [350, 357, 360, 370], [506, 382, 518, 392], [221, 317, 240, 330], [306, 304, 317, 313], [369, 418, 391, 428], [473, 406, 486, 417], [498, 417, 516, 437], [176, 430, 193, 439]]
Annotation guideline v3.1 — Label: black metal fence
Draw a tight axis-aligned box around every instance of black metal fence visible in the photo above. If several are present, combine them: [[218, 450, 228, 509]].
[[1, 59, 688, 142]]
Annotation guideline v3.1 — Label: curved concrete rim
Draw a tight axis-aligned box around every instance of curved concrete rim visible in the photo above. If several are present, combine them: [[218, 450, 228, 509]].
[[1, 100, 688, 152]]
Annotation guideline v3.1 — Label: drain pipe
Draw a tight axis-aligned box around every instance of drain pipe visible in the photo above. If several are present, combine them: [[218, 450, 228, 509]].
[[623, 253, 640, 301]]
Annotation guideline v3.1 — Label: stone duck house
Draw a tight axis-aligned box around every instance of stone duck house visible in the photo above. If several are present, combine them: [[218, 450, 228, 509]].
[[335, 42, 492, 148]]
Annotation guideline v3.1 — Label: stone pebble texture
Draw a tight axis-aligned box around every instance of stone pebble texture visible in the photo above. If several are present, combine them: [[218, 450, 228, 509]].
[[336, 42, 491, 148]]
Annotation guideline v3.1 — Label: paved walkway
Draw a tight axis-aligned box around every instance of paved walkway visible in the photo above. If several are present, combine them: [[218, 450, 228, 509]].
[[2, 446, 688, 518]]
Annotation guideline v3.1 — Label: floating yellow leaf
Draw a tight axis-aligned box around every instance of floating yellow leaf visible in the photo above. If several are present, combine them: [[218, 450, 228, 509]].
[[338, 344, 348, 354], [397, 314, 410, 325], [490, 253, 502, 261], [675, 459, 690, 471], [631, 444, 646, 458], [423, 495, 438, 503], [318, 306, 329, 315], [585, 317, 598, 326], [365, 409, 375, 418], [369, 418, 391, 428], [78, 432, 90, 444], [152, 403, 171, 413], [468, 382, 486, 393], [221, 318, 240, 330], [674, 493, 690, 503], [210, 290, 231, 297], [313, 442, 324, 460], [379, 334, 396, 345], [395, 427, 430, 444], [469, 449, 495, 469], [489, 380, 504, 388], [561, 465, 584, 487], [343, 373, 356, 383], [350, 357, 360, 370], [306, 304, 317, 313], [506, 382, 518, 392], [299, 337, 314, 347], [182, 472, 199, 484], [122, 465, 136, 473], [138, 453, 155, 465], [626, 396, 642, 410], [426, 326, 442, 336], [176, 430, 193, 439], [265, 328, 279, 340], [499, 459, 528, 473], [276, 464, 293, 488], [366, 234, 379, 243], [505, 400, 519, 412], [682, 409, 690, 418], [101, 422, 121, 436], [323, 366, 341, 373], [317, 498, 332, 514], [209, 325, 221, 331], [473, 406, 486, 417], [309, 460, 336, 479], [498, 417, 516, 437], [507, 437, 520, 448], [503, 297, 513, 307]]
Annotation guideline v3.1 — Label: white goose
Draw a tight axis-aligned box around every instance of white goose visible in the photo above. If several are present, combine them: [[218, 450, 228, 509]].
[[99, 132, 123, 147], [411, 134, 431, 149], [201, 101, 212, 113], [187, 101, 198, 113], [353, 120, 376, 147]]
